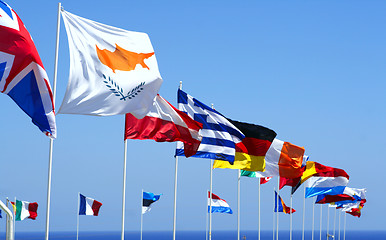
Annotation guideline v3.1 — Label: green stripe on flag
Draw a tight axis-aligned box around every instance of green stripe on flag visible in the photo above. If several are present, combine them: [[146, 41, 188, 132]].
[[240, 170, 257, 178], [15, 200, 22, 221]]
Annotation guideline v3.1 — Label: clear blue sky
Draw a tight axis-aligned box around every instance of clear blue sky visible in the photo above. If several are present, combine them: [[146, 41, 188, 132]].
[[1, 0, 385, 234]]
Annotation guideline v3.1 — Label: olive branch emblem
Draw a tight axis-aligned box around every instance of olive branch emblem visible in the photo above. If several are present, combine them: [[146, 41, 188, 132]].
[[102, 74, 145, 101]]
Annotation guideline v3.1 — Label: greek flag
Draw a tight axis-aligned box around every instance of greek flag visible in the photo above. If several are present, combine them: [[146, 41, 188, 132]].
[[175, 89, 244, 163]]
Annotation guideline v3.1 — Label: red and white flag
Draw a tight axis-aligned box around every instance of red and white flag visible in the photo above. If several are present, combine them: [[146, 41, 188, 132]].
[[125, 94, 203, 157]]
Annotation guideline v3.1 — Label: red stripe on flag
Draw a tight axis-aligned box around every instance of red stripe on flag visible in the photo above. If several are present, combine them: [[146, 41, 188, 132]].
[[91, 200, 102, 216], [28, 202, 38, 220]]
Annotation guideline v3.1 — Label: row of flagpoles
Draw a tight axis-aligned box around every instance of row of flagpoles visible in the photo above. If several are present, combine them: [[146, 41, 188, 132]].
[[0, 1, 366, 240]]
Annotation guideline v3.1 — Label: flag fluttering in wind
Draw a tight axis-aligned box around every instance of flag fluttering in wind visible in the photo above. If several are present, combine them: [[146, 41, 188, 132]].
[[213, 119, 276, 171], [175, 89, 244, 163], [315, 187, 366, 204], [59, 10, 162, 118], [208, 191, 233, 214], [274, 191, 295, 214], [10, 200, 38, 221], [142, 192, 161, 214], [0, 0, 56, 138], [125, 94, 203, 157], [240, 170, 272, 184], [329, 188, 366, 217], [79, 194, 102, 216], [254, 139, 306, 179], [291, 161, 349, 198]]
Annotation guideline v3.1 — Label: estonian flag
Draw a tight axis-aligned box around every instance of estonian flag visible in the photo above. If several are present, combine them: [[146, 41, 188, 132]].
[[142, 192, 161, 214], [79, 194, 102, 216]]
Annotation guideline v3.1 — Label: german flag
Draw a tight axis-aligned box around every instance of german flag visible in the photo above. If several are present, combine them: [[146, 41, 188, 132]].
[[213, 119, 276, 171]]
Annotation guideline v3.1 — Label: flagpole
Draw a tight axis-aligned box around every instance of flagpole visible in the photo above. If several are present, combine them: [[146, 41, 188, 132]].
[[312, 197, 315, 240], [206, 189, 209, 240], [290, 194, 293, 240], [343, 213, 346, 240], [258, 180, 261, 240], [173, 81, 183, 240], [338, 210, 341, 240], [237, 169, 241, 240], [276, 179, 279, 240], [76, 193, 80, 240], [326, 205, 330, 240], [319, 204, 322, 240], [302, 184, 306, 240], [333, 208, 336, 239], [173, 155, 179, 240], [121, 139, 128, 240], [140, 189, 143, 240], [273, 189, 275, 240], [209, 158, 213, 240], [45, 3, 61, 240]]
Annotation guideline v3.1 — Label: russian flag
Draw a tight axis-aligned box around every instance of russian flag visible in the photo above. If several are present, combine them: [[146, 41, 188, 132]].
[[79, 194, 102, 216], [208, 192, 233, 214]]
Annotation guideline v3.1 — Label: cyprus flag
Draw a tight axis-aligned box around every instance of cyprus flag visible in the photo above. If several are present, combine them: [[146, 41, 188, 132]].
[[59, 10, 162, 117]]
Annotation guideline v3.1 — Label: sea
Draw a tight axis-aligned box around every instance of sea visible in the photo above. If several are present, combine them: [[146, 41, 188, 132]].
[[3, 230, 386, 240]]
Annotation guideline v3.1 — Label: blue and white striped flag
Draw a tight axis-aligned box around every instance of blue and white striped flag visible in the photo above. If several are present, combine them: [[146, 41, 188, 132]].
[[175, 89, 245, 163]]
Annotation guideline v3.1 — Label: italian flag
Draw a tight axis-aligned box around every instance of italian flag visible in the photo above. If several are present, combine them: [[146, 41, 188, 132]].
[[11, 200, 38, 221]]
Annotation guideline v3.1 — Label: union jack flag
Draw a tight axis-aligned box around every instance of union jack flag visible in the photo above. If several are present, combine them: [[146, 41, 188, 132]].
[[0, 1, 56, 138]]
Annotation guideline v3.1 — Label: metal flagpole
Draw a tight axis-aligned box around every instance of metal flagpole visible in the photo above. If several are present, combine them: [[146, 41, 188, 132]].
[[312, 197, 315, 240], [258, 180, 261, 240], [206, 189, 209, 240], [343, 213, 346, 240], [237, 169, 241, 240], [333, 208, 336, 239], [140, 189, 143, 240], [276, 179, 279, 240], [121, 139, 128, 240], [173, 81, 183, 240], [173, 156, 179, 240], [290, 194, 293, 240], [76, 193, 80, 240], [272, 189, 275, 240], [319, 204, 322, 240], [209, 103, 215, 240], [45, 3, 61, 240], [327, 205, 330, 240], [302, 184, 306, 240], [209, 158, 213, 240], [338, 210, 341, 240]]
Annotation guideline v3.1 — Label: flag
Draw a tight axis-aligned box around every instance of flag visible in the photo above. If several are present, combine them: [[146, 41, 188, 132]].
[[315, 187, 366, 204], [142, 191, 161, 214], [213, 119, 276, 171], [345, 199, 366, 218], [254, 139, 305, 179], [260, 176, 272, 184], [79, 194, 102, 216], [0, 1, 56, 138], [208, 191, 233, 214], [240, 170, 272, 184], [274, 191, 295, 214], [10, 200, 38, 221], [59, 10, 162, 117], [299, 163, 349, 198], [279, 176, 301, 190], [175, 89, 245, 163], [125, 94, 202, 157]]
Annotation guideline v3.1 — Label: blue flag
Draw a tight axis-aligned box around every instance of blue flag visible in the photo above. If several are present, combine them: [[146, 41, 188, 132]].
[[175, 89, 244, 163]]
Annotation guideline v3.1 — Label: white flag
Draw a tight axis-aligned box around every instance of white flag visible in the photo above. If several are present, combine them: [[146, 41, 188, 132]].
[[59, 10, 162, 117]]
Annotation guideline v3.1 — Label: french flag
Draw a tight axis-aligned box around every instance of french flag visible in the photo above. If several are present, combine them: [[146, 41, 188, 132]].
[[79, 194, 102, 216], [208, 191, 233, 214]]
